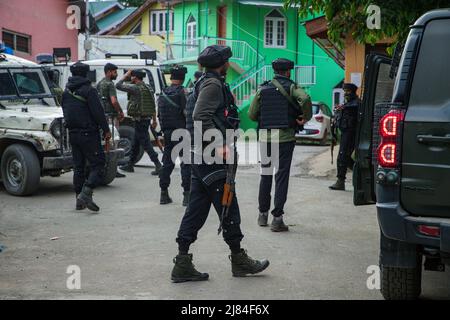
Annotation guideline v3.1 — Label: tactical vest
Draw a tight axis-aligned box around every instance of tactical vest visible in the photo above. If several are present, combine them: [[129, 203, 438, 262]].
[[337, 98, 359, 130], [158, 85, 186, 131], [127, 82, 155, 118], [96, 78, 115, 114], [259, 80, 300, 130]]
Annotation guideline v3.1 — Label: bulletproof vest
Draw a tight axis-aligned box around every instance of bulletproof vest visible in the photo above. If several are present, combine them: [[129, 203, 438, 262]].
[[258, 79, 299, 129], [96, 78, 114, 114], [338, 98, 359, 130], [186, 73, 239, 137], [127, 82, 155, 118], [158, 85, 186, 131], [61, 86, 97, 131]]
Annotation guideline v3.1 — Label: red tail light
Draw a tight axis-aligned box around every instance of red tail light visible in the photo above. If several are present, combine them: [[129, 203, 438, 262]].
[[315, 115, 324, 123], [418, 225, 440, 237], [377, 110, 405, 168], [380, 112, 404, 137]]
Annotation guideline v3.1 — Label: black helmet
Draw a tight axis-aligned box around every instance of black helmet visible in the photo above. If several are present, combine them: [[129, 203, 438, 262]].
[[70, 61, 90, 77], [197, 45, 232, 68], [170, 66, 188, 80], [272, 58, 294, 72], [343, 83, 358, 92]]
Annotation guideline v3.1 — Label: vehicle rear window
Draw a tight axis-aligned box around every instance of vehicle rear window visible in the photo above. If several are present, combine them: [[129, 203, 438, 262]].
[[312, 104, 320, 114], [409, 19, 450, 111], [374, 62, 394, 105]]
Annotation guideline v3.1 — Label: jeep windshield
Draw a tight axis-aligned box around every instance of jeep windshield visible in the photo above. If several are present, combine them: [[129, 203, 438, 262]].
[[0, 67, 55, 107]]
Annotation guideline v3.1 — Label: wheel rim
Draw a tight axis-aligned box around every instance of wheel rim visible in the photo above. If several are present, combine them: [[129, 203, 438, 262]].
[[6, 157, 23, 188], [118, 138, 132, 157]]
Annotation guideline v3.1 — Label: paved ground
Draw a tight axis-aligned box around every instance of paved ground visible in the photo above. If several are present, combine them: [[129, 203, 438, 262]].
[[0, 144, 449, 300]]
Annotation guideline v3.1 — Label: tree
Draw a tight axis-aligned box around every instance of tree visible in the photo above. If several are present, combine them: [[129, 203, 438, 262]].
[[119, 0, 146, 7], [285, 0, 450, 50]]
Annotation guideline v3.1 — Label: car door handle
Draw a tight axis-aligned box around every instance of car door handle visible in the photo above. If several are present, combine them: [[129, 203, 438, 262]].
[[417, 135, 450, 144]]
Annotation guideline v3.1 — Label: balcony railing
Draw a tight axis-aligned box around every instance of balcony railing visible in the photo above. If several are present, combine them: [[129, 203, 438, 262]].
[[165, 36, 264, 70]]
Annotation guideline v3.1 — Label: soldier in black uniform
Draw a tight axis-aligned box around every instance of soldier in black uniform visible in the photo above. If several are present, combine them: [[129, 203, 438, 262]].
[[61, 62, 111, 212], [329, 83, 360, 191], [171, 45, 269, 283], [158, 66, 191, 206], [248, 58, 312, 232]]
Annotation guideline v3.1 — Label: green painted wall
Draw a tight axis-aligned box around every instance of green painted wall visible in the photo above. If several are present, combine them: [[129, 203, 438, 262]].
[[171, 0, 343, 128]]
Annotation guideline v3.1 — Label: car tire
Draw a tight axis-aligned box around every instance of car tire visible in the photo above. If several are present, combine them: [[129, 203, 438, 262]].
[[101, 153, 118, 186], [380, 256, 422, 300], [118, 125, 144, 165], [1, 144, 41, 196]]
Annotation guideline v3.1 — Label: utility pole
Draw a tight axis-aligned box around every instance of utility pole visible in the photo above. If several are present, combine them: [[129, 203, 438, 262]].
[[85, 0, 91, 60], [166, 1, 170, 61]]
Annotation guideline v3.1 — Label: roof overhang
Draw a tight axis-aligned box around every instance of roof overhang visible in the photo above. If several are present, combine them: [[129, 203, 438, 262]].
[[304, 16, 345, 69]]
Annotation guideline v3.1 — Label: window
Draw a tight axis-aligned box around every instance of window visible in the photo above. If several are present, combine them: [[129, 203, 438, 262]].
[[186, 15, 197, 50], [128, 20, 142, 35], [264, 10, 286, 48], [2, 29, 31, 54], [150, 10, 174, 34], [0, 71, 16, 96]]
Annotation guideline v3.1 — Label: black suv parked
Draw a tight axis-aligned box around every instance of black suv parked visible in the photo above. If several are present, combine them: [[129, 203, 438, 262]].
[[353, 9, 450, 300]]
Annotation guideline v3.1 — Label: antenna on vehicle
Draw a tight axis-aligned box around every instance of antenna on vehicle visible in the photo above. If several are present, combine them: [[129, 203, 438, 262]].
[[140, 51, 157, 66]]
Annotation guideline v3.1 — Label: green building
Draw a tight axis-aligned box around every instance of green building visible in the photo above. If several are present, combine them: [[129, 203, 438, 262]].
[[165, 0, 344, 129]]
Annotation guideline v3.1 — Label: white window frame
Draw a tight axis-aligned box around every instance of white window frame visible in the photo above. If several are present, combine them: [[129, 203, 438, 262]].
[[264, 10, 286, 49], [150, 10, 173, 34], [186, 19, 197, 51]]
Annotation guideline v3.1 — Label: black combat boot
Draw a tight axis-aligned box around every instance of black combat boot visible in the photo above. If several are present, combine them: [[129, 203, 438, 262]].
[[75, 194, 86, 210], [258, 211, 269, 227], [77, 185, 100, 212], [115, 171, 126, 178], [151, 161, 162, 176], [182, 191, 190, 207], [171, 254, 209, 283], [119, 164, 134, 173], [270, 216, 289, 232], [229, 249, 270, 277], [329, 179, 345, 191], [160, 189, 173, 205]]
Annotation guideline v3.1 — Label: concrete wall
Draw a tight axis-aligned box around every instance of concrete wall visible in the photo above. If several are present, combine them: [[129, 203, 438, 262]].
[[0, 0, 78, 61]]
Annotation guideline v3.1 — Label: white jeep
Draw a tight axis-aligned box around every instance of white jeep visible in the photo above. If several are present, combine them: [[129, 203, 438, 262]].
[[51, 53, 167, 164], [0, 53, 123, 196]]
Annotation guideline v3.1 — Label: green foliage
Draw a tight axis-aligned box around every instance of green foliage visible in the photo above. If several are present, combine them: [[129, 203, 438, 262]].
[[285, 0, 450, 48], [119, 0, 146, 7]]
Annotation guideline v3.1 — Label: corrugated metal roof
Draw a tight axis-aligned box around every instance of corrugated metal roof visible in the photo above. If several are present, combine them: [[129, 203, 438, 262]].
[[96, 7, 137, 33], [89, 1, 123, 17]]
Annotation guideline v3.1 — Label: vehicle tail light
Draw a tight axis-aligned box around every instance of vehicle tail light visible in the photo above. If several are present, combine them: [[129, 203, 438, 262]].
[[418, 225, 440, 237], [315, 115, 324, 123], [377, 109, 405, 168]]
